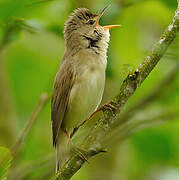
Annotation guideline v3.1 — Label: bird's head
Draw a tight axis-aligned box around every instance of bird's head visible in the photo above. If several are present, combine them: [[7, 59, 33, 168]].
[[64, 6, 120, 53]]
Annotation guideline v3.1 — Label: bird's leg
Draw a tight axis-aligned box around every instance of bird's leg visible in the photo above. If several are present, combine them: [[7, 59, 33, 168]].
[[64, 129, 73, 145], [64, 130, 88, 162], [70, 101, 118, 138], [70, 109, 102, 138]]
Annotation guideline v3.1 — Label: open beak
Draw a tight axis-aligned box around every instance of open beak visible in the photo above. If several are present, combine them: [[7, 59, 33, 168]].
[[96, 5, 121, 30], [103, 24, 121, 29]]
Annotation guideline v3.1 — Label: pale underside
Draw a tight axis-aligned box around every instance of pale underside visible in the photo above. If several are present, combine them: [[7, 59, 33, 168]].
[[61, 49, 107, 132]]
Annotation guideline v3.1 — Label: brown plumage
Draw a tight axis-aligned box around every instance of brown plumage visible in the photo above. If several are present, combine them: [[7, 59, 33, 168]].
[[51, 6, 120, 172], [51, 61, 75, 147]]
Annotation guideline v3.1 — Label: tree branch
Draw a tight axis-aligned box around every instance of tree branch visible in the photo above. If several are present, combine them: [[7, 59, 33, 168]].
[[8, 153, 54, 180], [105, 61, 179, 145], [0, 18, 37, 145], [113, 61, 179, 128], [52, 2, 179, 180], [125, 107, 179, 138], [106, 107, 179, 147], [10, 92, 49, 156]]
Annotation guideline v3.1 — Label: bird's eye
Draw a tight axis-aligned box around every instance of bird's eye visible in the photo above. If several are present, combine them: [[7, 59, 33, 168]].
[[88, 20, 95, 25]]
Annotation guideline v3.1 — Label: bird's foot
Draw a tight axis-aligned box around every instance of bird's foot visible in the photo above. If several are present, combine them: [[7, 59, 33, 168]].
[[70, 108, 102, 138], [71, 146, 89, 162], [100, 100, 118, 114], [64, 130, 88, 162], [70, 101, 118, 138]]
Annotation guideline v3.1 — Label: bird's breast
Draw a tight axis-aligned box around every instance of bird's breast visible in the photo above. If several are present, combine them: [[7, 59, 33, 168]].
[[62, 54, 106, 131]]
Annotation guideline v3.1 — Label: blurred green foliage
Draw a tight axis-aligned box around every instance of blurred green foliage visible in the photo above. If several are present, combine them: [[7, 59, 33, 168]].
[[0, 146, 12, 179], [0, 0, 179, 180]]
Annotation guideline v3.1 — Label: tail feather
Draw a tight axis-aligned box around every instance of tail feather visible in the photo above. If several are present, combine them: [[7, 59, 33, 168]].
[[56, 144, 60, 173], [55, 130, 69, 173]]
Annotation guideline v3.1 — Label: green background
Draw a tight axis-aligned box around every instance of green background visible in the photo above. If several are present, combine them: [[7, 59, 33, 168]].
[[0, 0, 179, 179]]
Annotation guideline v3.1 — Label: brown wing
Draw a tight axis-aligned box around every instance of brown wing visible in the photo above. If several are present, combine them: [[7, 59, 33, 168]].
[[51, 61, 75, 147]]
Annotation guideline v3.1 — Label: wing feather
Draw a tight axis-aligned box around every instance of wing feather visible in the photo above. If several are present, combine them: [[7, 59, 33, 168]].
[[51, 61, 75, 147]]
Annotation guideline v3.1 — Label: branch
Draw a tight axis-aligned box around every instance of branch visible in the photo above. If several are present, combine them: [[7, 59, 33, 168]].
[[125, 107, 179, 138], [104, 107, 179, 148], [108, 61, 179, 142], [113, 61, 179, 127], [0, 18, 36, 53], [8, 153, 54, 180], [52, 3, 179, 180], [10, 92, 49, 156]]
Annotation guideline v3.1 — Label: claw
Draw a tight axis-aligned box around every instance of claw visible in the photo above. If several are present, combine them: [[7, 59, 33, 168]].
[[70, 101, 118, 138], [72, 147, 89, 163], [101, 101, 118, 113], [64, 130, 88, 162]]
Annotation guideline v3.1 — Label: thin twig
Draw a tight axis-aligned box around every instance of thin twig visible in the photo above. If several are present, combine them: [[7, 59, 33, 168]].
[[8, 153, 54, 180], [126, 108, 179, 137], [107, 107, 179, 145], [10, 92, 49, 156]]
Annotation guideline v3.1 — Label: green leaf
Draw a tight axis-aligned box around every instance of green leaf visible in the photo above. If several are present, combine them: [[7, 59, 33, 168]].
[[0, 146, 13, 180]]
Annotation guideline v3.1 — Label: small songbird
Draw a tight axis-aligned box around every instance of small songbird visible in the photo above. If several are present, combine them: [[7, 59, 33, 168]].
[[51, 6, 120, 172]]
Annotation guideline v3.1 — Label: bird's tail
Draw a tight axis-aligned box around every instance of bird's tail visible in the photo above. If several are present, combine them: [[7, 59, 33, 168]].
[[55, 131, 69, 173], [56, 144, 60, 173]]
